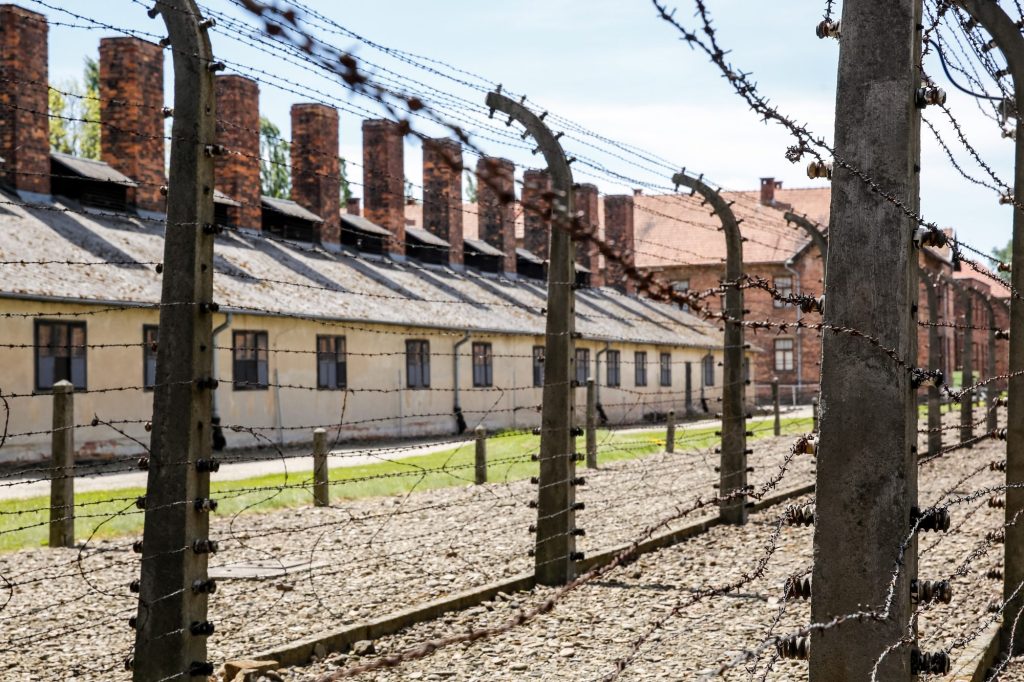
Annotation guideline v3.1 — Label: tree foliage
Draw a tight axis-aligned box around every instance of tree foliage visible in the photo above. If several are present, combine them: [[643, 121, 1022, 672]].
[[339, 156, 352, 204], [993, 239, 1012, 282], [465, 171, 477, 203], [260, 116, 291, 199], [48, 56, 101, 159]]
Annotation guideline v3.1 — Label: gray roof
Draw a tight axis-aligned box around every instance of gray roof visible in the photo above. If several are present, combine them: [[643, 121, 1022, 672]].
[[214, 190, 241, 207], [261, 196, 322, 223], [405, 226, 449, 248], [0, 193, 724, 348], [463, 238, 504, 258], [516, 247, 544, 265], [51, 152, 138, 187], [341, 213, 391, 237]]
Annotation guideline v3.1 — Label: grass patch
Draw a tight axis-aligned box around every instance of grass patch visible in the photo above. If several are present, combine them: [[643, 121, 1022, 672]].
[[0, 417, 812, 552]]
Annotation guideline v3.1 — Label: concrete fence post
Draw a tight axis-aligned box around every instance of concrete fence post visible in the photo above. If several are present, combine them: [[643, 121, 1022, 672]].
[[585, 378, 597, 468], [771, 376, 781, 437], [474, 425, 487, 485], [49, 380, 75, 549], [665, 409, 676, 454], [961, 287, 975, 445], [812, 395, 819, 432], [313, 428, 329, 506]]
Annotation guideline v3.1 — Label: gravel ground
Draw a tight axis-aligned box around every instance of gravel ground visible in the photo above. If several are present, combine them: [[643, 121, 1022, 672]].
[[1, 422, 813, 681], [280, 407, 1009, 682]]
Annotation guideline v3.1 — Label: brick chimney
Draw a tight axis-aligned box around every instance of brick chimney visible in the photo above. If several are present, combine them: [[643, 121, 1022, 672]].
[[99, 37, 165, 212], [476, 156, 515, 274], [760, 177, 779, 205], [522, 168, 551, 260], [604, 195, 636, 295], [574, 183, 601, 286], [291, 103, 340, 245], [214, 75, 261, 229], [346, 197, 361, 215], [362, 119, 405, 256], [422, 138, 463, 266], [0, 5, 49, 194]]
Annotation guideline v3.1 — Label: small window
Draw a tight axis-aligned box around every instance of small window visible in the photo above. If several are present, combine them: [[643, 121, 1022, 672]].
[[406, 340, 430, 389], [606, 350, 621, 387], [702, 354, 715, 387], [143, 325, 159, 390], [472, 342, 493, 387], [659, 352, 672, 387], [317, 335, 347, 390], [575, 348, 590, 386], [233, 330, 269, 390], [532, 346, 545, 387], [673, 280, 690, 312], [774, 276, 793, 308], [774, 338, 795, 372], [35, 320, 87, 390], [634, 351, 647, 387]]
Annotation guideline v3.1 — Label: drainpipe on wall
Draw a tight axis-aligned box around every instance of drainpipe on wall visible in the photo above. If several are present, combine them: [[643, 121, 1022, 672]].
[[784, 258, 804, 397], [595, 342, 610, 425], [210, 312, 232, 451], [452, 331, 471, 434]]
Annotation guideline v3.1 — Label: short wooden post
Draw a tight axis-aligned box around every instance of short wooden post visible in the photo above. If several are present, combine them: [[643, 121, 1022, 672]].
[[49, 380, 75, 548], [665, 409, 676, 454], [812, 395, 819, 432], [474, 425, 487, 484], [771, 377, 781, 437], [312, 428, 329, 507], [585, 378, 597, 469]]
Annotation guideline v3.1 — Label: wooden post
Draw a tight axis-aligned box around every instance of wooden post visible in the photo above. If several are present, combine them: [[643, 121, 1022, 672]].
[[961, 287, 975, 444], [48, 380, 74, 548], [487, 91, 577, 586], [312, 428, 329, 506], [673, 171, 747, 525], [474, 425, 487, 485], [812, 395, 819, 432], [585, 378, 597, 468], [665, 409, 676, 454], [133, 2, 218, 679], [771, 376, 781, 436], [810, 0, 921, 678]]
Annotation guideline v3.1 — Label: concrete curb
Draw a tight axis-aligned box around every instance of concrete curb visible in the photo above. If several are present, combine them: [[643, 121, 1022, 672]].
[[253, 480, 816, 667], [951, 620, 1001, 682]]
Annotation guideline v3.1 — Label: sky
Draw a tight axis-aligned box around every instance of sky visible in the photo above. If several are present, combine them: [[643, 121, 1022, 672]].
[[39, 0, 1019, 257]]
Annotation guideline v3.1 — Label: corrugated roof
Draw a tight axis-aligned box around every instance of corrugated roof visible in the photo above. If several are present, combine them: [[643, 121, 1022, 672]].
[[261, 196, 322, 223], [0, 194, 725, 349], [341, 213, 391, 237], [51, 152, 138, 187], [463, 238, 503, 258], [405, 226, 449, 248]]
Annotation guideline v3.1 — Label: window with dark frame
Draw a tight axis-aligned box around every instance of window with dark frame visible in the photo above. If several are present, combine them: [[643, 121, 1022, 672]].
[[606, 350, 621, 387], [659, 352, 672, 387], [673, 280, 690, 312], [35, 320, 87, 390], [143, 325, 159, 390], [774, 338, 795, 371], [774, 276, 793, 308], [635, 351, 647, 387], [575, 348, 590, 386], [532, 346, 545, 387], [406, 339, 430, 389], [703, 354, 716, 387], [472, 342, 493, 387], [316, 335, 347, 390], [232, 330, 269, 390]]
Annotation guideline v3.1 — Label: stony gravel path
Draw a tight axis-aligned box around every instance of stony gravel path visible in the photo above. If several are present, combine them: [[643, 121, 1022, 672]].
[[1, 422, 812, 681]]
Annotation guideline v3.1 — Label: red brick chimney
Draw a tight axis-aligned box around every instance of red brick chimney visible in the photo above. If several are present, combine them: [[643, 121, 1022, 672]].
[[99, 37, 165, 212], [522, 168, 551, 260], [604, 194, 636, 295], [574, 183, 601, 286], [214, 75, 261, 229], [362, 119, 405, 256], [0, 5, 49, 194], [422, 137, 463, 265], [476, 156, 516, 274], [346, 197, 361, 215], [760, 177, 778, 205], [291, 103, 340, 245]]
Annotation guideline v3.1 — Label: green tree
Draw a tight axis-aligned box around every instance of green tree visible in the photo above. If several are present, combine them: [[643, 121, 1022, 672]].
[[993, 239, 1012, 282], [260, 116, 291, 199], [47, 56, 101, 160], [464, 171, 477, 203], [339, 156, 352, 204]]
